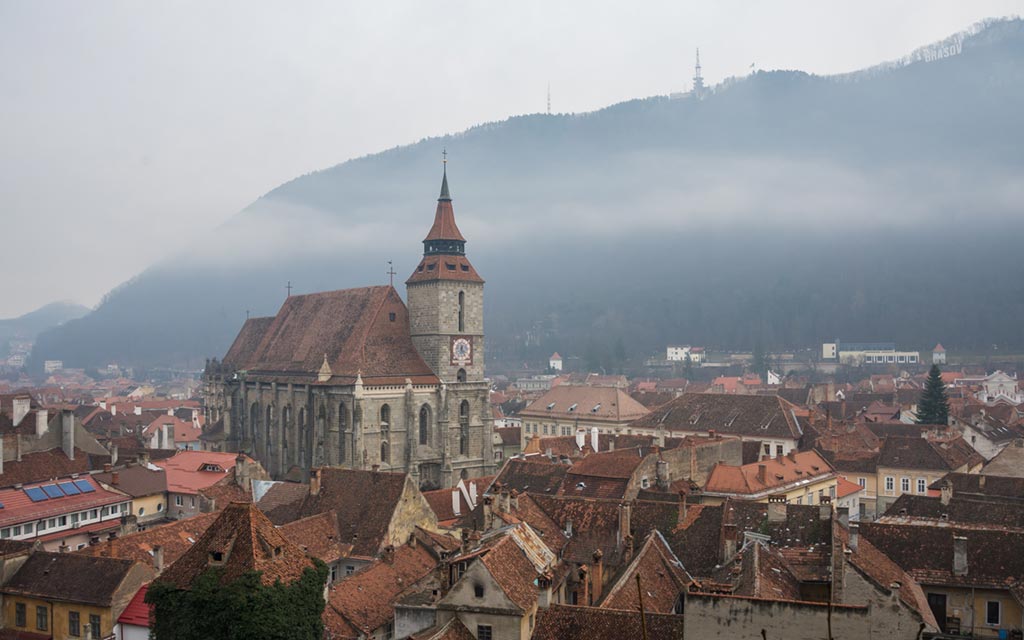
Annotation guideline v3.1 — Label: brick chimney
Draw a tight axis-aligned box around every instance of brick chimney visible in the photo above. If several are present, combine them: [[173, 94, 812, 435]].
[[592, 550, 604, 602], [578, 565, 590, 605], [382, 544, 395, 564], [537, 572, 554, 609], [721, 523, 738, 562], [509, 489, 519, 511], [103, 463, 112, 473], [482, 495, 494, 530], [953, 535, 968, 576], [618, 501, 632, 548], [111, 471, 120, 486], [757, 464, 767, 485], [310, 467, 322, 497], [819, 496, 832, 521]]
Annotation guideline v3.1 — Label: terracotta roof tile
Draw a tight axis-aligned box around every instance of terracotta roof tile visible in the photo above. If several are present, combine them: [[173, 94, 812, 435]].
[[0, 448, 94, 488], [492, 458, 568, 496], [325, 543, 437, 634], [117, 583, 152, 627], [533, 605, 685, 640], [631, 393, 801, 440], [157, 502, 316, 589], [2, 552, 149, 606], [78, 511, 219, 569], [520, 385, 651, 424], [280, 511, 351, 563], [256, 481, 310, 525], [704, 451, 835, 496], [223, 286, 438, 384], [600, 531, 690, 612]]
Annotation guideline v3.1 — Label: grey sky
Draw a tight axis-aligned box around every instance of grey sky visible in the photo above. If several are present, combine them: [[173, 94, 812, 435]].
[[1, 1, 1020, 317]]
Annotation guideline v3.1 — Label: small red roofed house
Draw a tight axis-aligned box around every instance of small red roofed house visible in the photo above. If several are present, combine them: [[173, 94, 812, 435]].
[[154, 450, 267, 519]]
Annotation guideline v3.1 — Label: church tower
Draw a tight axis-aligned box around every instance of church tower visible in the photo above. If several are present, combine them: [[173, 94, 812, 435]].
[[406, 162, 485, 383]]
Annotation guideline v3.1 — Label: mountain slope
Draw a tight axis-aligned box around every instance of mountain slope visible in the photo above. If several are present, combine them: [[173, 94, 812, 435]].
[[30, 19, 1024, 372]]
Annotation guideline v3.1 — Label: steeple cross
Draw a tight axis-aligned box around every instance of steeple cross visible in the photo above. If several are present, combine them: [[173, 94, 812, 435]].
[[387, 260, 397, 286], [286, 281, 293, 297]]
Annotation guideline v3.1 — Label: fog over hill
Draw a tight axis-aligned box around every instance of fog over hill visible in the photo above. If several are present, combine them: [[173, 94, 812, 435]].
[[30, 19, 1024, 373]]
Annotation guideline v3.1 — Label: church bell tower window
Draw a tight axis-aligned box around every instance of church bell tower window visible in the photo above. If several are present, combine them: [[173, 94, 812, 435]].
[[459, 400, 470, 455], [458, 291, 465, 333]]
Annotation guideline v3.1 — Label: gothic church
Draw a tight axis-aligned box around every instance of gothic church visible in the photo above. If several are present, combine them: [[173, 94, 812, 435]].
[[203, 166, 493, 489]]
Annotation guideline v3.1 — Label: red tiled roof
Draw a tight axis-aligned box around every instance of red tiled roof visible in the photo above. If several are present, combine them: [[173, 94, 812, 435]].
[[117, 584, 152, 627], [0, 475, 126, 528], [0, 448, 94, 489], [157, 502, 316, 589], [325, 543, 438, 634], [279, 511, 352, 564], [153, 450, 249, 495], [704, 450, 835, 496], [406, 254, 484, 284], [78, 511, 219, 569], [533, 605, 685, 640], [600, 531, 690, 612], [423, 188, 465, 242], [519, 385, 651, 424], [222, 317, 275, 369], [222, 286, 438, 384], [835, 476, 863, 498], [144, 415, 201, 444]]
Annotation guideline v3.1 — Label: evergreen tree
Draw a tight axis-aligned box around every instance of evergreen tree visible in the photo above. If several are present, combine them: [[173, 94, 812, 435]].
[[917, 364, 950, 425]]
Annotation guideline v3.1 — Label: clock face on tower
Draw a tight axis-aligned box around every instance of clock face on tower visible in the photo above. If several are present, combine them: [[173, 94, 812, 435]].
[[450, 336, 473, 366]]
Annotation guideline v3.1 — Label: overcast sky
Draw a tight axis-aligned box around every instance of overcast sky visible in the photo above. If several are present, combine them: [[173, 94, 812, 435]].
[[0, 1, 1020, 318]]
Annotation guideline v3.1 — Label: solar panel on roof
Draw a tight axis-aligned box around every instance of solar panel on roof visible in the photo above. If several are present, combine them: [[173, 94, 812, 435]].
[[24, 487, 48, 502], [73, 479, 96, 493], [41, 484, 64, 499], [57, 481, 81, 495]]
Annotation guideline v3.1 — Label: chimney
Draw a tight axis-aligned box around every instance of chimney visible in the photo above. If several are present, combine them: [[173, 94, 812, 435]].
[[509, 489, 519, 511], [482, 495, 494, 530], [708, 429, 716, 439], [592, 550, 604, 602], [808, 411, 816, 428], [111, 444, 119, 467], [235, 453, 251, 491], [786, 449, 797, 463], [678, 492, 688, 522], [578, 565, 590, 606], [757, 464, 767, 485], [978, 475, 986, 489], [498, 488, 510, 513], [618, 501, 632, 548], [940, 481, 953, 506], [564, 519, 573, 537], [953, 535, 968, 576], [848, 523, 859, 552], [840, 397, 847, 420], [382, 544, 395, 564], [59, 543, 70, 554], [62, 410, 75, 460], [590, 427, 599, 453], [656, 459, 669, 490], [35, 409, 48, 437], [111, 404, 117, 416], [537, 572, 554, 609], [135, 405, 142, 416], [819, 496, 832, 521], [767, 495, 787, 523], [153, 545, 164, 572], [12, 397, 30, 426], [103, 463, 112, 473], [722, 523, 738, 562], [310, 468, 322, 496], [111, 471, 120, 486]]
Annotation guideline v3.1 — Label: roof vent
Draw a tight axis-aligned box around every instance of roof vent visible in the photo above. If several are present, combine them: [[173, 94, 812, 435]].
[[568, 404, 578, 412], [546, 403, 555, 411], [591, 404, 602, 413]]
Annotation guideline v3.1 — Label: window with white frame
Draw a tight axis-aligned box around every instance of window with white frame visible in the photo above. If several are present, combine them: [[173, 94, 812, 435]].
[[917, 478, 927, 494], [900, 477, 911, 493], [858, 477, 866, 488], [885, 476, 895, 493]]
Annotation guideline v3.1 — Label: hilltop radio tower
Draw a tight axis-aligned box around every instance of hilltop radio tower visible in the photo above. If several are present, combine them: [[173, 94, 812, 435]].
[[692, 48, 705, 98]]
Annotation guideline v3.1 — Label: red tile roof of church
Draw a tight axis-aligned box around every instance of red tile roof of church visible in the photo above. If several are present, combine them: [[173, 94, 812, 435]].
[[423, 184, 466, 242], [222, 286, 438, 384]]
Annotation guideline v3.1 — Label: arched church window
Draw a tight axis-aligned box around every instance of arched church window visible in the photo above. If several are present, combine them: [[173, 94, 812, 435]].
[[458, 291, 465, 333], [419, 404, 431, 445], [338, 402, 347, 464], [459, 400, 470, 455], [250, 402, 260, 439], [265, 404, 274, 453], [380, 404, 390, 428], [457, 368, 467, 383]]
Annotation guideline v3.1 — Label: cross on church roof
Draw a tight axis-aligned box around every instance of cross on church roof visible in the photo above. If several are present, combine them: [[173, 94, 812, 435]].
[[387, 261, 396, 286]]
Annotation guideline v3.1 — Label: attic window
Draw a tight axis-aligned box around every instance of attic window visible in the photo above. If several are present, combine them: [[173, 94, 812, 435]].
[[418, 265, 424, 272], [474, 583, 485, 598], [689, 412, 702, 425], [547, 403, 556, 411], [427, 263, 436, 271], [568, 404, 578, 412], [274, 546, 282, 557], [446, 263, 457, 271], [774, 474, 784, 480], [576, 482, 586, 490], [389, 312, 397, 322], [210, 551, 224, 564]]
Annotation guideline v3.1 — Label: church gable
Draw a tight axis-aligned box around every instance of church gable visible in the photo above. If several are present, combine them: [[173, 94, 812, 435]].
[[226, 285, 436, 383]]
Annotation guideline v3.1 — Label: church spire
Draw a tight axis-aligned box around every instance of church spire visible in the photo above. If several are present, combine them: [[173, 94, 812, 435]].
[[439, 149, 451, 201]]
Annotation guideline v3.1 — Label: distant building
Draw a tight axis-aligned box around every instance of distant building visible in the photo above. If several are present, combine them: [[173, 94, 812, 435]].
[[666, 345, 704, 364], [549, 352, 563, 371], [518, 385, 651, 439], [702, 450, 838, 505], [932, 343, 946, 365], [43, 360, 63, 373], [822, 340, 919, 366]]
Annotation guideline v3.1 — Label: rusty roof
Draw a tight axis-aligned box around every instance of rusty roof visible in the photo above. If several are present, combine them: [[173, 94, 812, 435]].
[[533, 605, 685, 640]]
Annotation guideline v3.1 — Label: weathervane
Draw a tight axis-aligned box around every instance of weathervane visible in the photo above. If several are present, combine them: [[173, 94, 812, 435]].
[[387, 261, 396, 286], [442, 148, 447, 165]]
